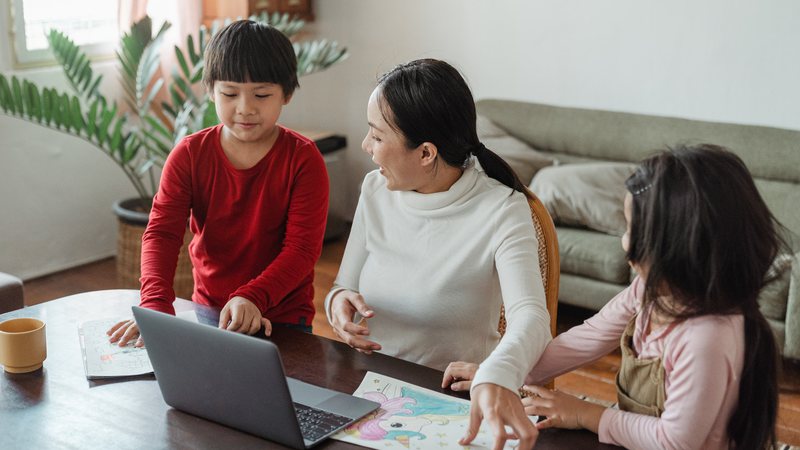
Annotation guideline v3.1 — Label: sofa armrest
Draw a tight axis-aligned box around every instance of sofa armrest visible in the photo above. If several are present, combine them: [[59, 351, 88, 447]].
[[785, 254, 800, 360], [0, 272, 24, 314]]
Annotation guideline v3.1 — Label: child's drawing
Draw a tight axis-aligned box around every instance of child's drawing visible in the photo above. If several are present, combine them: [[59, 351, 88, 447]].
[[333, 372, 535, 449]]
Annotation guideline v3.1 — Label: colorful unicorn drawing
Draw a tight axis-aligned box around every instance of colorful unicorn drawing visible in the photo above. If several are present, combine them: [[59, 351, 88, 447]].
[[343, 384, 470, 448]]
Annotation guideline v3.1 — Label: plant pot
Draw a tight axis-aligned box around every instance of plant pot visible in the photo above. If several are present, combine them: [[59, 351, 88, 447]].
[[112, 198, 194, 300]]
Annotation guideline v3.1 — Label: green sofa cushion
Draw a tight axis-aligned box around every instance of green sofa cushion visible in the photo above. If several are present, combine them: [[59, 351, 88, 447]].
[[557, 227, 629, 284]]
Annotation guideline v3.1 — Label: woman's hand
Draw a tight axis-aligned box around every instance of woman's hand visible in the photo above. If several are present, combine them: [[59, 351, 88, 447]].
[[219, 296, 272, 336], [329, 290, 381, 354], [441, 361, 479, 391], [460, 383, 538, 450], [521, 385, 605, 433], [107, 319, 144, 347]]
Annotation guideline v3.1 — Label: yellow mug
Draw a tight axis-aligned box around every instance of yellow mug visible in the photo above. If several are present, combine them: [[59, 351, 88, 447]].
[[0, 318, 47, 373]]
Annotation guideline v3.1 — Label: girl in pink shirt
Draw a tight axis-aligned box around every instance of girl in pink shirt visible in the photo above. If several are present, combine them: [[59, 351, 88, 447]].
[[444, 144, 784, 449]]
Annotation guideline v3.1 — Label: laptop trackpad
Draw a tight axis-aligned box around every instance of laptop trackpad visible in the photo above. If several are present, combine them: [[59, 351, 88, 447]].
[[286, 377, 338, 407]]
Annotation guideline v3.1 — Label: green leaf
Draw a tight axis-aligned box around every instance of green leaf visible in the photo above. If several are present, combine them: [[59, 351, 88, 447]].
[[141, 78, 163, 114], [144, 115, 171, 140], [122, 134, 138, 163], [41, 88, 53, 125], [173, 76, 194, 100], [137, 158, 156, 176], [70, 96, 85, 134], [190, 63, 204, 84], [187, 33, 200, 65], [58, 93, 71, 131], [20, 80, 33, 118], [97, 108, 115, 145], [87, 76, 103, 98], [175, 46, 191, 79], [110, 118, 124, 156], [201, 99, 219, 128], [24, 80, 43, 122], [87, 99, 98, 137], [160, 101, 177, 119], [11, 77, 24, 115], [169, 85, 185, 109], [0, 75, 11, 113]]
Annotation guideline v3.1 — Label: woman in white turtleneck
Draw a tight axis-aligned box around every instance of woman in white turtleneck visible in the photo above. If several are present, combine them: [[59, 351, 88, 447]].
[[323, 59, 550, 450]]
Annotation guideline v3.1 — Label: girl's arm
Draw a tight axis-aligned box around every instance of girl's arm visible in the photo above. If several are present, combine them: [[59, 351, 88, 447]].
[[599, 316, 743, 449], [524, 277, 642, 385]]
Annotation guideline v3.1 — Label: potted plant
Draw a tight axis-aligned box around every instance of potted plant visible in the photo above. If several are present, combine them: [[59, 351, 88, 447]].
[[0, 13, 348, 298]]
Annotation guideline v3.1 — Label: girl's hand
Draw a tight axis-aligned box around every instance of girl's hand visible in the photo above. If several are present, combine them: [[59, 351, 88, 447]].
[[107, 319, 144, 347], [219, 296, 272, 336], [521, 385, 605, 433], [441, 361, 479, 391], [330, 290, 381, 354]]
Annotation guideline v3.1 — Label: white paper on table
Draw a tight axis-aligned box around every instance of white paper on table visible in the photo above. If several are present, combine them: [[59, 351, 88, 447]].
[[78, 310, 198, 379], [332, 371, 538, 449]]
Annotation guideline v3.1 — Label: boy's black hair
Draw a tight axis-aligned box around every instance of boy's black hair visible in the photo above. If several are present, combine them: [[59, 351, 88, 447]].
[[202, 20, 299, 96]]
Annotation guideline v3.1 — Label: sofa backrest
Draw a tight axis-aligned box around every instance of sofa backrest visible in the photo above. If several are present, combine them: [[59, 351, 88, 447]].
[[476, 99, 800, 239]]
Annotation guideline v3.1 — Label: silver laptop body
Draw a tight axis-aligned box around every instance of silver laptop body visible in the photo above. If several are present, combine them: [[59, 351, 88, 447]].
[[132, 306, 379, 449]]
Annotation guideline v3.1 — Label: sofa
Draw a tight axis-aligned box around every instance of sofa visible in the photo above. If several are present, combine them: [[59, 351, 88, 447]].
[[476, 99, 800, 360], [0, 272, 24, 314]]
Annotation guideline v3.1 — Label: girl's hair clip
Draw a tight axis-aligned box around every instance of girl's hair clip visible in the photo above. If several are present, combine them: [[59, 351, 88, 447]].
[[632, 183, 652, 196]]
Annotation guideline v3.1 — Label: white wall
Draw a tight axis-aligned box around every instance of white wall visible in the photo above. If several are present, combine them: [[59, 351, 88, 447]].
[[280, 0, 800, 217], [3, 0, 800, 280]]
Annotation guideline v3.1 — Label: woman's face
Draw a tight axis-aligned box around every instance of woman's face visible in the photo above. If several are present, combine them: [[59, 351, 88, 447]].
[[362, 88, 426, 191]]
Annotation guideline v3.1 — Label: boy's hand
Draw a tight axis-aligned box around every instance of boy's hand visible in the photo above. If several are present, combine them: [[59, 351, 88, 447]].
[[107, 319, 145, 348], [460, 383, 538, 450], [442, 361, 479, 391], [520, 385, 605, 433], [219, 296, 272, 337], [330, 290, 381, 354]]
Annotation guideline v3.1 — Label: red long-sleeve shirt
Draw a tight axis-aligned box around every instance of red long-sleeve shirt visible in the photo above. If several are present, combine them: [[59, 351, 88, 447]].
[[139, 124, 329, 326]]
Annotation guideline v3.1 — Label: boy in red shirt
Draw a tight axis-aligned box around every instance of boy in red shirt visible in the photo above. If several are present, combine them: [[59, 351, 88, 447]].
[[108, 20, 329, 346]]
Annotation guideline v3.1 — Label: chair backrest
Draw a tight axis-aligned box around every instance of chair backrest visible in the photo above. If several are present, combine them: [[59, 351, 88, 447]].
[[498, 193, 560, 338]]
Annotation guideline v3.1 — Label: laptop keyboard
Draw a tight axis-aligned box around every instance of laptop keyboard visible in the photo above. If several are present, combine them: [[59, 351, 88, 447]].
[[293, 402, 352, 442]]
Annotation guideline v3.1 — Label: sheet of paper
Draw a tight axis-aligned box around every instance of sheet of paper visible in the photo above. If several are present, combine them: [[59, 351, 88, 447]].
[[78, 310, 198, 379], [332, 371, 537, 449]]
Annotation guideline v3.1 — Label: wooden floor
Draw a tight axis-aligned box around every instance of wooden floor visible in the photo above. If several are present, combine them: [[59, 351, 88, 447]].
[[21, 238, 800, 445]]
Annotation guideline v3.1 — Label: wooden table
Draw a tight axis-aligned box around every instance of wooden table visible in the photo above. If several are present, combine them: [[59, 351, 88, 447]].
[[0, 290, 618, 449]]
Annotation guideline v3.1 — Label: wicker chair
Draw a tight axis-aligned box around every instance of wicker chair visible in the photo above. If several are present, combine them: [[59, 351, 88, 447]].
[[498, 193, 560, 338]]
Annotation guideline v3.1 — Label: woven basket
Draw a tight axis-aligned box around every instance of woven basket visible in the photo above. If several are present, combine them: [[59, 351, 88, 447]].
[[116, 219, 194, 300]]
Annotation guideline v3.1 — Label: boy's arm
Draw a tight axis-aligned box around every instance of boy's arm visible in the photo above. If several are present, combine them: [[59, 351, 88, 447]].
[[139, 143, 193, 315], [230, 143, 329, 313]]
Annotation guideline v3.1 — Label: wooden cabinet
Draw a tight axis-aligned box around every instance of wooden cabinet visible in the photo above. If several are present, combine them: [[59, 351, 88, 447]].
[[203, 0, 314, 27]]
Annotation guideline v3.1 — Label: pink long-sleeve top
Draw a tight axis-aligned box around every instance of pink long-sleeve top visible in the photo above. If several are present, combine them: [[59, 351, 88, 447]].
[[526, 276, 744, 450]]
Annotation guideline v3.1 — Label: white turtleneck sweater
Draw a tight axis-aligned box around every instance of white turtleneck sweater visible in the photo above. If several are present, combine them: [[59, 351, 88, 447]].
[[324, 163, 551, 393]]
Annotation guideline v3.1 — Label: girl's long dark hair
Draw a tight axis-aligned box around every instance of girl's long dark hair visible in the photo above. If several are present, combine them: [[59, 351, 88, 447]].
[[625, 144, 781, 449], [376, 58, 531, 199]]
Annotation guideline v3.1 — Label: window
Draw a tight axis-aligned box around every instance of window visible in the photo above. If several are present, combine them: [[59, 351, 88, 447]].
[[10, 0, 117, 67]]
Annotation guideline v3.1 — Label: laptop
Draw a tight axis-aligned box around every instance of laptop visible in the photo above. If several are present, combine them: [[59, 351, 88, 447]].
[[132, 306, 379, 449]]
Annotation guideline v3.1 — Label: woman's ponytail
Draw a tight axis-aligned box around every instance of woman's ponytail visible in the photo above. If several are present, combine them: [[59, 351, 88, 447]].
[[472, 143, 533, 200]]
